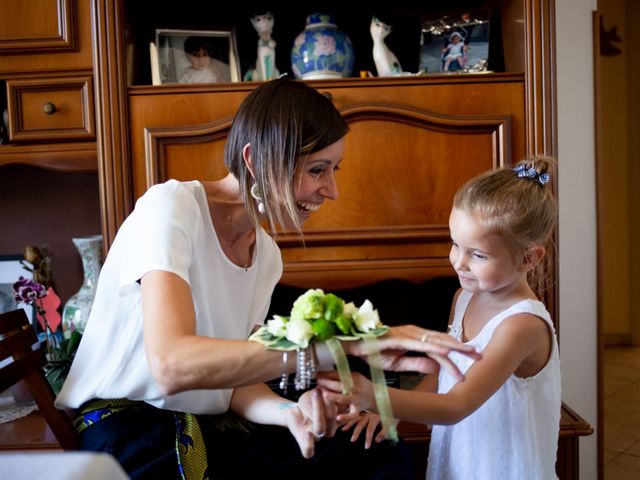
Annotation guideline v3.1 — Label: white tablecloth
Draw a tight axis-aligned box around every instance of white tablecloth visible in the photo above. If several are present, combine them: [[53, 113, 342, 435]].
[[0, 451, 130, 479]]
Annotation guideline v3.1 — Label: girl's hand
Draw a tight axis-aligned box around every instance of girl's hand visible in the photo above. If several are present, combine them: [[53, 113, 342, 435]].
[[341, 412, 400, 449], [344, 325, 481, 381]]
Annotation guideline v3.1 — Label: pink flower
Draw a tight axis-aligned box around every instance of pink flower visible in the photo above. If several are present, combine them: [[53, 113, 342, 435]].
[[314, 35, 337, 56], [12, 276, 47, 305]]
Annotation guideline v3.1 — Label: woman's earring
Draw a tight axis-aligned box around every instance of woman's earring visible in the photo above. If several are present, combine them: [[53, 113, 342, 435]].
[[250, 183, 266, 214]]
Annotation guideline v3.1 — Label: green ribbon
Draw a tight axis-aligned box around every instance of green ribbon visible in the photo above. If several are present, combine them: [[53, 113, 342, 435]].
[[363, 335, 398, 443], [325, 337, 353, 394], [325, 336, 398, 443]]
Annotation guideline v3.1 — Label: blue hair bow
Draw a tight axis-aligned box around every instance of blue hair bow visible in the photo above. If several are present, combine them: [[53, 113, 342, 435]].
[[513, 164, 550, 186]]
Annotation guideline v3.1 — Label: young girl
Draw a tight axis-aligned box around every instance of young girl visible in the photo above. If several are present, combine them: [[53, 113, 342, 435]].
[[319, 158, 561, 479], [441, 31, 468, 72]]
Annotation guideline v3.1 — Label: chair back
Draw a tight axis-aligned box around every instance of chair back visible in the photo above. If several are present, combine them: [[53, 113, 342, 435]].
[[0, 308, 78, 449]]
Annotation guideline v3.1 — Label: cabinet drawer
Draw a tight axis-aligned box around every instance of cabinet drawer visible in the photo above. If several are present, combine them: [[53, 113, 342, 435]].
[[7, 76, 95, 142]]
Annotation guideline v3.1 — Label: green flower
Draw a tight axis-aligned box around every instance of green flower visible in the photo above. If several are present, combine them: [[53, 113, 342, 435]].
[[312, 318, 337, 341], [290, 288, 325, 322]]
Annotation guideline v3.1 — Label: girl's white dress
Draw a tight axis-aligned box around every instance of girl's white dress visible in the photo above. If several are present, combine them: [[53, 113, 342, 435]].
[[426, 290, 561, 480]]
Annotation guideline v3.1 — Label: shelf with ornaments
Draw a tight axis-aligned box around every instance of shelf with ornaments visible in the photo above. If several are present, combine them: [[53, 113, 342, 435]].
[[122, 1, 519, 88]]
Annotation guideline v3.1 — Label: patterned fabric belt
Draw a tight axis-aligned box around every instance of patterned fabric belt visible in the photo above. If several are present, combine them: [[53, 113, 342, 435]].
[[75, 399, 209, 480]]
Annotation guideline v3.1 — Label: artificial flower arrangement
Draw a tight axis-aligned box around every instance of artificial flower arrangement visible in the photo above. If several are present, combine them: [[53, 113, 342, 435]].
[[249, 288, 398, 441], [11, 245, 81, 395]]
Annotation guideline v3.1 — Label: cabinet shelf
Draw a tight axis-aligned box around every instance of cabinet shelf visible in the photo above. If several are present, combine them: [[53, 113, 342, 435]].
[[123, 1, 521, 86], [0, 142, 97, 172]]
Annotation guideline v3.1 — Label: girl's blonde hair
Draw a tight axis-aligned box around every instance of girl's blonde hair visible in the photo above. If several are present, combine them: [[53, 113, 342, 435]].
[[453, 157, 558, 297]]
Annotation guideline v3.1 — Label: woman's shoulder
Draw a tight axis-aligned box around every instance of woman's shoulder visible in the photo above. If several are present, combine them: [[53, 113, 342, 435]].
[[135, 180, 203, 215], [143, 179, 200, 199]]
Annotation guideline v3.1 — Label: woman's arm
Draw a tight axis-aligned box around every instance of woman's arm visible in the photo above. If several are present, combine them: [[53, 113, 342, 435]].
[[230, 384, 330, 459], [141, 270, 480, 395], [142, 270, 288, 394]]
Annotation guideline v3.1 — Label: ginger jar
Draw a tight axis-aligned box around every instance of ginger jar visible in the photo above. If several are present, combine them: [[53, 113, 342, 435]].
[[291, 13, 354, 80]]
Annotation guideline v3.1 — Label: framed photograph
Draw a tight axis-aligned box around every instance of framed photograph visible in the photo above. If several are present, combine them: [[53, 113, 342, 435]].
[[419, 10, 490, 75], [0, 254, 33, 320], [151, 28, 241, 85]]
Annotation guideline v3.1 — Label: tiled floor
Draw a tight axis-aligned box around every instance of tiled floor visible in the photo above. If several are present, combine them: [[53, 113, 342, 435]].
[[603, 346, 640, 478]]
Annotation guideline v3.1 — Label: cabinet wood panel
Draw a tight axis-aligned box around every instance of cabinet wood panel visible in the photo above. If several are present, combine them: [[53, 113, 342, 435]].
[[0, 0, 76, 54], [128, 76, 523, 288], [0, 0, 91, 75]]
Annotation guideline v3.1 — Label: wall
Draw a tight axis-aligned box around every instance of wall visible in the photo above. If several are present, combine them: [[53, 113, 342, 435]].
[[599, 0, 632, 345], [0, 166, 102, 304], [556, 0, 598, 478], [627, 0, 640, 347]]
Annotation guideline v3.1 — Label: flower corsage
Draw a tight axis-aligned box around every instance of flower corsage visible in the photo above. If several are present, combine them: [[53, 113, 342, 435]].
[[250, 288, 389, 350], [249, 288, 398, 442]]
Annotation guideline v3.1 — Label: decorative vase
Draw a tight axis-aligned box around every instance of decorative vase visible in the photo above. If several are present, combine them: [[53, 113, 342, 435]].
[[291, 13, 354, 80], [62, 235, 103, 336]]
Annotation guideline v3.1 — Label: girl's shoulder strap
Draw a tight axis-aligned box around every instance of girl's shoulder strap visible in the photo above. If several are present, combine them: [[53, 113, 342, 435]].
[[450, 289, 472, 331]]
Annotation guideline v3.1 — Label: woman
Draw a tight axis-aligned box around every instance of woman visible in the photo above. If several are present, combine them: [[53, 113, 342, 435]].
[[56, 78, 478, 479]]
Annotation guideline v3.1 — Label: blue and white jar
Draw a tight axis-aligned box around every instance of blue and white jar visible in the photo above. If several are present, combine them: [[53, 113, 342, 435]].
[[291, 13, 354, 80]]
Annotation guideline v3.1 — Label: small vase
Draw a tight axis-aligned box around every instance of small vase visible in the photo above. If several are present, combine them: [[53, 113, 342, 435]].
[[291, 13, 354, 80], [62, 235, 103, 336]]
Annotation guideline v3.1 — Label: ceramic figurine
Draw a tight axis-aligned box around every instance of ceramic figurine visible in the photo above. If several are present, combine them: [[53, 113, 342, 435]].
[[245, 12, 279, 81], [370, 16, 402, 77]]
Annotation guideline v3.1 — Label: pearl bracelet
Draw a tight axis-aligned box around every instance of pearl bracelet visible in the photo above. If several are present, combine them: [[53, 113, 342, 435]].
[[279, 345, 318, 395]]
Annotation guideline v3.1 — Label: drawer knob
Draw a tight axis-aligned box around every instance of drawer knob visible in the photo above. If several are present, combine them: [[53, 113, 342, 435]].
[[43, 102, 57, 115]]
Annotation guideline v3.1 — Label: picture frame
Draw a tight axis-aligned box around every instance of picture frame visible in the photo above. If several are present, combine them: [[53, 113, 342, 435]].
[[419, 10, 491, 75], [0, 254, 33, 320], [151, 28, 241, 85]]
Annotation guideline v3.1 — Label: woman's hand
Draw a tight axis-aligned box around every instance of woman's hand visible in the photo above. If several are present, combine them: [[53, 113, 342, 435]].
[[341, 411, 400, 449], [344, 325, 481, 381]]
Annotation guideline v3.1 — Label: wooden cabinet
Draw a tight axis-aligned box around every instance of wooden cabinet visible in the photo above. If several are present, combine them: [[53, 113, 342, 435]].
[[0, 0, 96, 171], [92, 0, 555, 253]]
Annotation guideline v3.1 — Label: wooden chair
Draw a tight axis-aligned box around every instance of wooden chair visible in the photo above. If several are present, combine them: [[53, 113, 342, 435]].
[[0, 308, 78, 449]]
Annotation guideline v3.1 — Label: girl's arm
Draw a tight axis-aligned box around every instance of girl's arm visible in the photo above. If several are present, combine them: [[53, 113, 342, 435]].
[[320, 310, 552, 426]]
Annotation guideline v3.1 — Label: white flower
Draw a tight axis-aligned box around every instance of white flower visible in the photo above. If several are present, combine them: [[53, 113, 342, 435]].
[[353, 299, 381, 333], [285, 318, 314, 348], [343, 302, 358, 318], [266, 315, 288, 337]]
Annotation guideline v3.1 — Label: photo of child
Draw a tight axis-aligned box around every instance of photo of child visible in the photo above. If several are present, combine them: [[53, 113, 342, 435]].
[[153, 29, 240, 85], [420, 10, 490, 75]]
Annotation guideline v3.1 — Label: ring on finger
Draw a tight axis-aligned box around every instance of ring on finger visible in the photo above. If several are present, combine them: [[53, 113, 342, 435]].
[[420, 332, 431, 343], [313, 431, 325, 440]]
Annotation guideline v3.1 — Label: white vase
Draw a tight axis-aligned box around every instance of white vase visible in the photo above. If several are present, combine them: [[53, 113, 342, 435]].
[[62, 235, 103, 336]]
